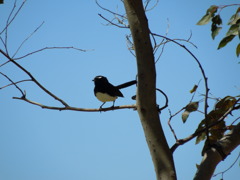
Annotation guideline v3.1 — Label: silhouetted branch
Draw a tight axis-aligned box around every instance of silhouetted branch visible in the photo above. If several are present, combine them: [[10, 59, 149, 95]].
[[152, 32, 210, 143], [144, 0, 159, 12], [0, 72, 25, 97], [96, 0, 128, 28], [0, 79, 31, 90], [213, 152, 240, 179], [0, 0, 26, 35], [168, 108, 185, 141], [95, 0, 125, 19], [98, 14, 129, 28], [0, 49, 69, 107], [13, 46, 89, 60], [170, 98, 240, 153], [13, 21, 45, 58], [12, 96, 136, 112]]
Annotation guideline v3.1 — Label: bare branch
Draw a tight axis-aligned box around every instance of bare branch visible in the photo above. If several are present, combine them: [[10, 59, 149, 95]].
[[0, 60, 10, 67], [0, 72, 25, 97], [0, 79, 32, 90], [13, 46, 89, 60], [3, 0, 17, 54], [98, 14, 129, 28], [12, 96, 136, 112], [170, 99, 240, 153], [0, 0, 26, 35], [144, 0, 159, 12], [95, 0, 126, 19], [152, 32, 210, 143], [168, 108, 185, 141], [193, 122, 240, 180], [0, 49, 69, 107], [125, 34, 136, 57], [12, 21, 45, 58], [213, 152, 240, 179]]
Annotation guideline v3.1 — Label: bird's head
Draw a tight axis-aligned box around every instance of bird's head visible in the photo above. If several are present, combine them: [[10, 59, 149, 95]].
[[92, 75, 109, 85]]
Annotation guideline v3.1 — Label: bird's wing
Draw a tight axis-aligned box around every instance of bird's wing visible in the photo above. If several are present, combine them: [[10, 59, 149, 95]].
[[107, 83, 124, 97]]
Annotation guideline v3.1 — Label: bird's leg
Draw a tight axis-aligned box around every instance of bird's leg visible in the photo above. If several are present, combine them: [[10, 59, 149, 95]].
[[111, 101, 115, 108], [100, 102, 106, 109]]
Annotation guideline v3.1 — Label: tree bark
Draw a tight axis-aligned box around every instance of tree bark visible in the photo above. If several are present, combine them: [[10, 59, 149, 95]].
[[123, 1, 176, 179], [194, 122, 240, 180]]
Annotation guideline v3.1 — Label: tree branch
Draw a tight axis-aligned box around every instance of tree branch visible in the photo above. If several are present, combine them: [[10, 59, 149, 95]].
[[13, 46, 89, 60], [152, 32, 211, 143], [193, 122, 240, 180], [170, 98, 240, 153], [0, 49, 69, 107], [12, 21, 45, 58], [12, 96, 136, 112], [0, 72, 25, 97], [0, 79, 31, 90]]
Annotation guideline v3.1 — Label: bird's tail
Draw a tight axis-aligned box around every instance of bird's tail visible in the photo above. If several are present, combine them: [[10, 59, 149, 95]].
[[116, 80, 137, 89]]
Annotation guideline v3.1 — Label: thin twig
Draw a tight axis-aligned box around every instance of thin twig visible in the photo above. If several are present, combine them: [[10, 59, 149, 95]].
[[213, 152, 240, 178], [0, 60, 10, 67], [0, 79, 32, 89], [12, 21, 45, 58], [13, 46, 89, 60], [189, 79, 202, 102], [95, 0, 126, 19], [230, 116, 240, 126], [152, 32, 210, 144], [98, 14, 129, 28], [0, 0, 26, 35], [0, 72, 25, 97], [126, 34, 136, 57], [168, 108, 185, 141], [144, 0, 159, 12], [170, 99, 240, 153], [0, 49, 69, 107]]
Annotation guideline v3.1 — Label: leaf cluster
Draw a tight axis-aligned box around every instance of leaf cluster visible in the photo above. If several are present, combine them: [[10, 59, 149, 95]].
[[197, 5, 240, 57], [195, 96, 238, 145]]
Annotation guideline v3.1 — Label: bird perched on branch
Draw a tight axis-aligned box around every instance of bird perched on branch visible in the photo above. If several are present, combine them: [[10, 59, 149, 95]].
[[93, 75, 137, 109]]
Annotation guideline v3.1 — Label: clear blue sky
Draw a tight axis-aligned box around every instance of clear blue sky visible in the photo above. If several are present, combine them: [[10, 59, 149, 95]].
[[0, 0, 239, 180]]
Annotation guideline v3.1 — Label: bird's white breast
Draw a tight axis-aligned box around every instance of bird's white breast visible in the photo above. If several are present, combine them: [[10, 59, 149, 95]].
[[95, 92, 117, 102]]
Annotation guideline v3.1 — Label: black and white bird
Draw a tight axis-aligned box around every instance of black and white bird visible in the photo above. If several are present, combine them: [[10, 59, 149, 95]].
[[93, 75, 124, 109]]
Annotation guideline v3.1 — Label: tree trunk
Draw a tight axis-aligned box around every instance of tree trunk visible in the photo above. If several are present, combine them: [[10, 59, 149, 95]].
[[123, 1, 176, 179]]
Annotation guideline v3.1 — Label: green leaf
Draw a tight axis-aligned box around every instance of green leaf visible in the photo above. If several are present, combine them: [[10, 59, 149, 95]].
[[196, 132, 206, 144], [212, 15, 222, 25], [218, 35, 235, 49], [197, 13, 212, 25], [215, 96, 236, 112], [206, 5, 218, 15], [197, 6, 218, 25], [228, 7, 240, 25], [185, 101, 199, 112], [182, 101, 199, 123], [182, 111, 190, 123], [236, 44, 240, 57], [226, 24, 239, 36], [190, 85, 198, 93], [211, 26, 222, 40]]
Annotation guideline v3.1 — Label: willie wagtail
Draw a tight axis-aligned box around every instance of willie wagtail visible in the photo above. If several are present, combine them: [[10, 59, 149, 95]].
[[93, 76, 124, 109]]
